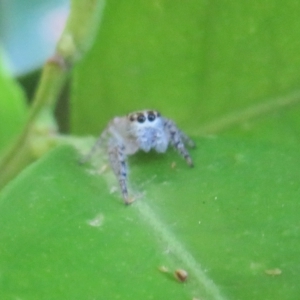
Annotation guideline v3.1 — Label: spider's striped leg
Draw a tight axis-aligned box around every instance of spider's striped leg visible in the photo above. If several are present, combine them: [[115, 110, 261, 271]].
[[109, 143, 131, 204], [164, 119, 194, 167]]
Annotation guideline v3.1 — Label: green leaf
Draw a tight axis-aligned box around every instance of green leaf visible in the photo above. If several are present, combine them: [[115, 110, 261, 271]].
[[71, 0, 300, 147], [0, 56, 27, 153], [0, 142, 299, 299]]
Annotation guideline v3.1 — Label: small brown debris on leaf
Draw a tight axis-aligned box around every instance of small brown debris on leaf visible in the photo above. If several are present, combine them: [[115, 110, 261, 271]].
[[174, 269, 188, 282], [265, 268, 282, 276]]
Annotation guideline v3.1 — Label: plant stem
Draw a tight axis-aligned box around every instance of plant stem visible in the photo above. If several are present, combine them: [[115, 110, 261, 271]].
[[0, 0, 106, 189]]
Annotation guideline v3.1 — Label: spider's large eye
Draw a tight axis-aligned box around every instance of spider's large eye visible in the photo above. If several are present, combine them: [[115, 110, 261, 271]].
[[137, 114, 146, 123], [147, 111, 156, 122]]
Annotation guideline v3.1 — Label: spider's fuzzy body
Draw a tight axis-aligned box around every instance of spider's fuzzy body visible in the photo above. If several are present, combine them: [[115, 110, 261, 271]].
[[82, 110, 195, 204]]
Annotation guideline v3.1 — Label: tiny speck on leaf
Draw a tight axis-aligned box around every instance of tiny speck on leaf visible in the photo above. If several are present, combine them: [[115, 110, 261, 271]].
[[174, 269, 188, 282], [87, 214, 104, 227], [265, 268, 282, 276], [158, 266, 169, 273], [171, 161, 176, 169]]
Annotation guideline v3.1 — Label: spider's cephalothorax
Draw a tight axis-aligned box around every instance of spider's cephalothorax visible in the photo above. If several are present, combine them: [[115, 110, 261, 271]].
[[82, 110, 195, 204]]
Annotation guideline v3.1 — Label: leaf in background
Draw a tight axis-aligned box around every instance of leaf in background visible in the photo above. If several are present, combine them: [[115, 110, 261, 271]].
[[0, 141, 299, 299], [71, 0, 300, 147], [0, 55, 27, 154]]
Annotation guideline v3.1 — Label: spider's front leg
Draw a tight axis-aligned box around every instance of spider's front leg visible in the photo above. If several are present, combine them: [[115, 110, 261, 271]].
[[108, 143, 131, 204], [164, 119, 194, 167]]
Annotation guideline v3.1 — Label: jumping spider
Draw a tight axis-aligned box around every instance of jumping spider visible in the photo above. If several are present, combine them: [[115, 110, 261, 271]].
[[81, 110, 195, 204]]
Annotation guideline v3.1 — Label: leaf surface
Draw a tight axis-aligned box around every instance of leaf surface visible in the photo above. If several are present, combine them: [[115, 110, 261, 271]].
[[0, 142, 299, 299]]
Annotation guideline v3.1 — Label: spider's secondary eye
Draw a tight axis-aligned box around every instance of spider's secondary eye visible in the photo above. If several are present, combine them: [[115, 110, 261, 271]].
[[137, 114, 146, 123], [148, 112, 156, 122]]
